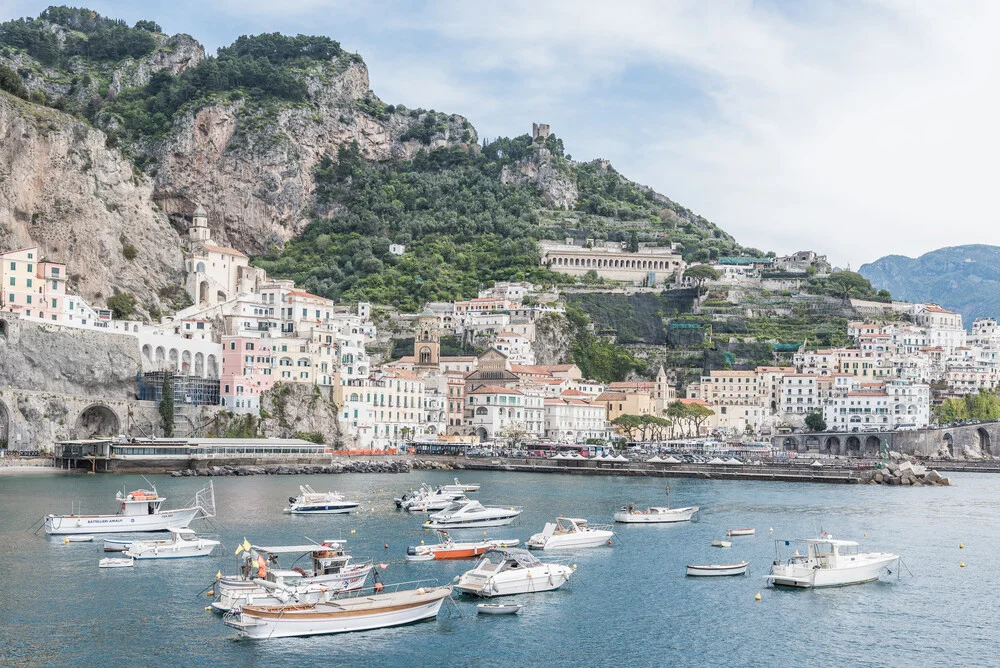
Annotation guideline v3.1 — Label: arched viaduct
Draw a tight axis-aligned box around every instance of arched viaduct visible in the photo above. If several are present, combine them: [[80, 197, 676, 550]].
[[772, 423, 1000, 459]]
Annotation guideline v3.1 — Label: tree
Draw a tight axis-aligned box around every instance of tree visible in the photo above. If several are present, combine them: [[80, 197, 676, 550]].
[[805, 411, 827, 432], [133, 20, 161, 33], [501, 421, 530, 448], [611, 415, 641, 441], [686, 403, 715, 436], [665, 402, 689, 437], [400, 426, 412, 442], [934, 398, 968, 425], [627, 231, 639, 252], [826, 271, 872, 303], [0, 64, 28, 100], [684, 264, 721, 293], [158, 372, 174, 437], [107, 291, 137, 319]]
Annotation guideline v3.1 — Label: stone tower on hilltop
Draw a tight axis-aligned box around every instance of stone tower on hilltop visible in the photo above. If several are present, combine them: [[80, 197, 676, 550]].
[[532, 122, 551, 143]]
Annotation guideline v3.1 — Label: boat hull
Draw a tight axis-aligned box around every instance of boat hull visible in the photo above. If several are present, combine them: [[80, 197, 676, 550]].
[[284, 504, 358, 514], [477, 604, 521, 615], [455, 566, 572, 597], [686, 562, 749, 576], [768, 555, 899, 588], [527, 531, 614, 550], [224, 588, 451, 638], [126, 541, 219, 559], [727, 529, 755, 537], [44, 508, 200, 535], [424, 514, 519, 529], [613, 506, 699, 523]]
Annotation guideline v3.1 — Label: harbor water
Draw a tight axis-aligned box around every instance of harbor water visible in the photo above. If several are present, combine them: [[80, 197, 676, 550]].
[[1, 470, 997, 667]]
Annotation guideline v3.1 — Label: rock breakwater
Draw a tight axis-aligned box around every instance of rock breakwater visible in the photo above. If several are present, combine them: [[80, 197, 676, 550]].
[[169, 459, 454, 477]]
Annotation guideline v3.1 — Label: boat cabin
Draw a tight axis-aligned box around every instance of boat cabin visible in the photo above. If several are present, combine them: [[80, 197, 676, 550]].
[[776, 538, 862, 569], [473, 549, 542, 574], [115, 488, 164, 516]]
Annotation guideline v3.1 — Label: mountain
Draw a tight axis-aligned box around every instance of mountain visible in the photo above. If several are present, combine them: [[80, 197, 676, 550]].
[[859, 245, 1000, 327], [0, 6, 754, 313]]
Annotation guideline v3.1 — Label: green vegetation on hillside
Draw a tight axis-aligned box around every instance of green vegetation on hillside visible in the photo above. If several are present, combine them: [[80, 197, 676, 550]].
[[0, 7, 157, 65], [254, 141, 558, 310], [563, 305, 647, 382]]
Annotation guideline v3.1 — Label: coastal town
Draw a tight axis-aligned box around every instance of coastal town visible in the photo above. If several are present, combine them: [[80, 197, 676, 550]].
[[2, 203, 995, 459]]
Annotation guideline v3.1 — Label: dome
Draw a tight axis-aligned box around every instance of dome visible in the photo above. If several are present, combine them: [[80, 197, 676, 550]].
[[193, 204, 207, 218]]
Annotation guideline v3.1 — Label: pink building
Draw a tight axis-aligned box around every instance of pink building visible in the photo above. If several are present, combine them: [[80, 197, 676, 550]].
[[1, 248, 67, 322], [220, 335, 277, 413]]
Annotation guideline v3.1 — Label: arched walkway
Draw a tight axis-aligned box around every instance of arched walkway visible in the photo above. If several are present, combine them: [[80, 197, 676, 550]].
[[782, 436, 799, 451], [943, 432, 954, 457], [977, 427, 992, 456], [846, 436, 861, 456], [864, 435, 881, 457], [804, 435, 820, 452], [74, 404, 121, 439], [824, 436, 841, 455], [475, 427, 488, 442]]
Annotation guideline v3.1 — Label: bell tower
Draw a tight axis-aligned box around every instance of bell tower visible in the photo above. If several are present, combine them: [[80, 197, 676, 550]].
[[415, 309, 440, 367], [189, 204, 211, 244]]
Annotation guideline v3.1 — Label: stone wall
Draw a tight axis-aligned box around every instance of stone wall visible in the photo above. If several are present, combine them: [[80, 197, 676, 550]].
[[774, 423, 1000, 460]]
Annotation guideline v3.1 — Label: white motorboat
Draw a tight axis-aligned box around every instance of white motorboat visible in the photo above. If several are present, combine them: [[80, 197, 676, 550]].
[[442, 478, 480, 493], [424, 500, 522, 529], [44, 480, 215, 535], [406, 530, 519, 560], [403, 486, 467, 512], [222, 584, 453, 638], [765, 537, 899, 588], [454, 548, 573, 597], [686, 562, 749, 577], [711, 540, 733, 548], [284, 486, 359, 514], [213, 541, 372, 612], [124, 528, 220, 560], [526, 517, 614, 550], [727, 528, 755, 537], [477, 603, 522, 615], [99, 557, 134, 569]]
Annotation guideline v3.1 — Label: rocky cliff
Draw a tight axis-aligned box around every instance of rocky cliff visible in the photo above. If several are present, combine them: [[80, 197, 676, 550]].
[[500, 146, 578, 209], [0, 91, 184, 308], [260, 383, 343, 445], [150, 58, 475, 254]]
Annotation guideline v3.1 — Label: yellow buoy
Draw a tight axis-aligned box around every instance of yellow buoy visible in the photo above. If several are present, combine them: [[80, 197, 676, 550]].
[[206, 590, 214, 596], [960, 561, 966, 568], [205, 606, 211, 612], [959, 542, 964, 549], [420, 540, 425, 545], [754, 592, 761, 601], [864, 533, 868, 537], [64, 538, 70, 545], [768, 528, 773, 533], [350, 529, 356, 534], [572, 564, 577, 569]]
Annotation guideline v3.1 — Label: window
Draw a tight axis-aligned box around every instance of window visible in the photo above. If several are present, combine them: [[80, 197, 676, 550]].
[[8, 277, 13, 286], [51, 299, 56, 308], [25, 296, 31, 304], [8, 262, 14, 270], [26, 264, 32, 273]]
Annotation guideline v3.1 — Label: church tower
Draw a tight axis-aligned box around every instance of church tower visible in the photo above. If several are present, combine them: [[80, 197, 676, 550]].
[[415, 309, 440, 367], [189, 204, 211, 244], [655, 365, 673, 412]]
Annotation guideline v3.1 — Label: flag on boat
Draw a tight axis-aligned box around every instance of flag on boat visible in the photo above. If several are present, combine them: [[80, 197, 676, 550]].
[[235, 537, 252, 555]]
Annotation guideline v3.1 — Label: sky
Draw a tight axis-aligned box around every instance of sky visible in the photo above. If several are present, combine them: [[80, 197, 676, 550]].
[[6, 0, 1000, 268]]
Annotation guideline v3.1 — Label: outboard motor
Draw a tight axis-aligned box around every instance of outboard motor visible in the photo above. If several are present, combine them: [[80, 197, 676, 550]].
[[288, 497, 297, 504]]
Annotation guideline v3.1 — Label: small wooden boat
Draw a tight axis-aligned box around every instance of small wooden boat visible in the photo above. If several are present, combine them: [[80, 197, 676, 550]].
[[404, 553, 436, 562], [686, 561, 749, 577], [99, 557, 134, 568], [65, 535, 95, 543], [477, 603, 522, 615], [711, 540, 733, 548], [103, 538, 133, 552], [727, 528, 755, 537]]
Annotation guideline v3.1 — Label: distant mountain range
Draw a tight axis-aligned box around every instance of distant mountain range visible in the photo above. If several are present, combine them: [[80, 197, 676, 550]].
[[859, 245, 1000, 328]]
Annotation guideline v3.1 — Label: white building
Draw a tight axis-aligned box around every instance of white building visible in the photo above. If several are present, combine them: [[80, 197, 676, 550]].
[[543, 394, 610, 444]]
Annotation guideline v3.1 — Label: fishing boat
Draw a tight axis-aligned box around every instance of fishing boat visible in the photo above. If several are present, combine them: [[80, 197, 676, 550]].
[[526, 517, 614, 550], [43, 480, 215, 535], [424, 500, 522, 529], [454, 548, 573, 597], [727, 528, 755, 537], [99, 557, 134, 569], [711, 540, 733, 548], [765, 536, 899, 588], [477, 603, 522, 615], [686, 561, 749, 576], [406, 530, 519, 560], [213, 541, 372, 612], [211, 568, 347, 613], [614, 485, 699, 524], [222, 584, 453, 638], [284, 486, 359, 514], [124, 528, 220, 560]]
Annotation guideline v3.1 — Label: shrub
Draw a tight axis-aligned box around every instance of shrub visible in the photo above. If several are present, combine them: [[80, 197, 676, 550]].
[[122, 243, 138, 261]]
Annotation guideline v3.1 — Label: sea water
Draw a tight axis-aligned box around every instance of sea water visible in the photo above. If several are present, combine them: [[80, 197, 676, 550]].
[[0, 470, 996, 667]]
